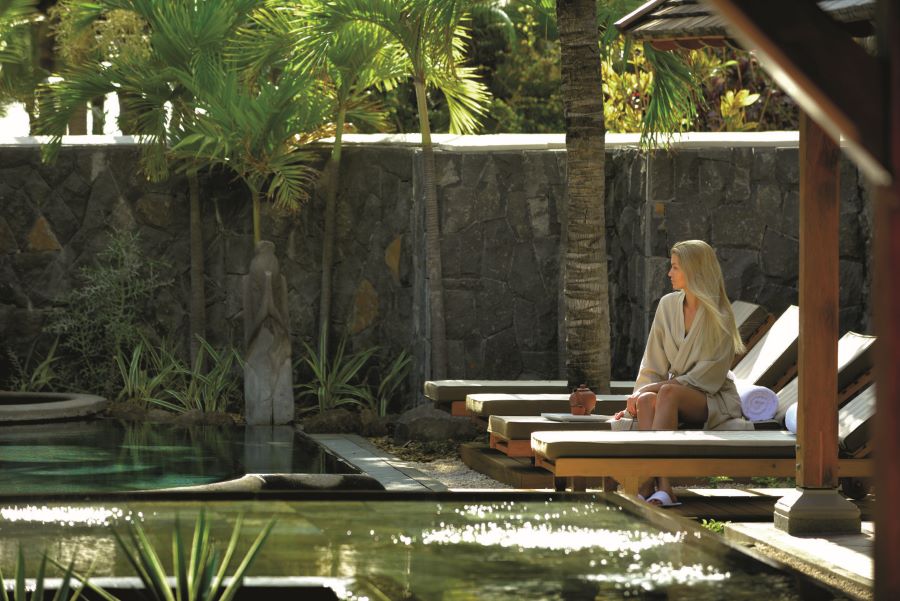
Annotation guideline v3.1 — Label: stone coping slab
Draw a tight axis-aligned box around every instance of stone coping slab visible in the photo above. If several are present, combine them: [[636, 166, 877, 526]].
[[0, 131, 805, 151], [308, 433, 448, 492], [0, 391, 109, 423], [725, 521, 874, 591]]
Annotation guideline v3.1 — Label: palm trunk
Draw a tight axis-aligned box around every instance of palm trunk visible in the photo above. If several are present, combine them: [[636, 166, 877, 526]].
[[188, 171, 206, 368], [414, 77, 448, 379], [67, 103, 87, 135], [318, 106, 346, 356], [556, 0, 611, 393], [90, 96, 105, 134], [252, 189, 261, 244]]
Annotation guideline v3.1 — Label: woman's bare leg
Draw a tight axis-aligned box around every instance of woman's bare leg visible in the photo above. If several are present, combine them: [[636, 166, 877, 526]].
[[648, 383, 707, 504], [652, 383, 708, 429], [635, 392, 657, 430]]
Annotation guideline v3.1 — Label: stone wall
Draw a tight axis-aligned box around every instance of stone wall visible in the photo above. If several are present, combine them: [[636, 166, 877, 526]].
[[0, 136, 873, 395]]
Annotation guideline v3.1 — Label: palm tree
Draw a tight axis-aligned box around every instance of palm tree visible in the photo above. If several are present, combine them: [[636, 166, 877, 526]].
[[238, 5, 407, 353], [313, 0, 490, 379], [39, 0, 261, 366], [552, 0, 611, 391], [169, 63, 333, 245]]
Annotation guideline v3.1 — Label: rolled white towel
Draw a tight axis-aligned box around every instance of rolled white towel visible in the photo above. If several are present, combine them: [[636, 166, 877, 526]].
[[736, 380, 778, 421], [785, 403, 798, 434]]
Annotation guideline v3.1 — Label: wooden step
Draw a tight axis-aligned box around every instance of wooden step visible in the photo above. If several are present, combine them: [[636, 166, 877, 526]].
[[459, 442, 555, 489]]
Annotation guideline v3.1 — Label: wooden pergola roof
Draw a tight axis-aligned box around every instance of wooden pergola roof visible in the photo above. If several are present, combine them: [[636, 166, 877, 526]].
[[617, 2, 898, 599], [616, 0, 877, 50]]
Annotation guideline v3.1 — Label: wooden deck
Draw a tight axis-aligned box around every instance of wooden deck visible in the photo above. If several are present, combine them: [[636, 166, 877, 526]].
[[460, 442, 874, 521]]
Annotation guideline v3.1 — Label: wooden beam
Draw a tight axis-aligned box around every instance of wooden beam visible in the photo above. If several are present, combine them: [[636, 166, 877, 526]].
[[796, 112, 840, 489], [874, 1, 900, 598], [701, 0, 890, 185]]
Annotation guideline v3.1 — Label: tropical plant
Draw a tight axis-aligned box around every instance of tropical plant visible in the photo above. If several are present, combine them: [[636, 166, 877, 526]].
[[150, 337, 243, 414], [700, 518, 727, 534], [115, 337, 182, 406], [246, 6, 407, 355], [314, 0, 490, 380], [39, 0, 270, 366], [3, 338, 59, 392], [105, 512, 274, 601], [168, 61, 333, 245], [0, 546, 89, 601], [47, 229, 170, 396], [0, 0, 43, 127], [295, 331, 376, 414], [359, 349, 412, 417], [47, 2, 150, 134]]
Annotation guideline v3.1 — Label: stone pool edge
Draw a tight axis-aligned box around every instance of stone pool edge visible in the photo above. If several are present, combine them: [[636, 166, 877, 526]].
[[308, 433, 449, 492]]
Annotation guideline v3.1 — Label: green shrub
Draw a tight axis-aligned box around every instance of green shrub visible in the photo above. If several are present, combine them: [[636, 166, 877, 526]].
[[294, 331, 413, 417], [359, 349, 412, 417], [115, 337, 182, 407], [149, 337, 243, 414], [48, 229, 170, 396], [2, 338, 60, 392], [700, 519, 727, 534], [294, 332, 375, 414]]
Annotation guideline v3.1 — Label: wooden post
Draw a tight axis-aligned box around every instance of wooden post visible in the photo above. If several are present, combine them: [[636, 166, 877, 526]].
[[796, 112, 840, 489], [874, 1, 900, 597], [774, 113, 858, 534]]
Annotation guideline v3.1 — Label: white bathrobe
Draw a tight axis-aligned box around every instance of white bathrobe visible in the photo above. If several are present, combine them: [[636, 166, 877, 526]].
[[635, 291, 741, 429]]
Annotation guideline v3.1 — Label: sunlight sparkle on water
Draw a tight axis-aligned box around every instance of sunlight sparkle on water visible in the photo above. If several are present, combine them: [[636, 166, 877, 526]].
[[585, 562, 730, 589], [419, 521, 685, 552], [0, 505, 134, 526]]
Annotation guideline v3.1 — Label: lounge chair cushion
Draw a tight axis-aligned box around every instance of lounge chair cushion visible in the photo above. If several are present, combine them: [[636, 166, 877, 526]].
[[732, 300, 771, 341], [531, 430, 797, 461], [489, 415, 614, 438], [838, 386, 875, 456], [490, 414, 753, 441], [774, 331, 875, 421], [423, 380, 566, 402], [732, 305, 799, 388], [466, 393, 628, 417]]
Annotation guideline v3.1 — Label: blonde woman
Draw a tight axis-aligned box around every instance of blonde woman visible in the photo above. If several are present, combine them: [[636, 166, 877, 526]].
[[614, 240, 745, 505]]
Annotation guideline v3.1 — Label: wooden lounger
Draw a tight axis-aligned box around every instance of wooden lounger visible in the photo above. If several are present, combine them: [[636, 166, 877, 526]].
[[424, 301, 776, 416], [465, 393, 628, 418], [424, 380, 633, 416], [489, 414, 615, 457], [532, 385, 876, 494], [486, 308, 825, 458]]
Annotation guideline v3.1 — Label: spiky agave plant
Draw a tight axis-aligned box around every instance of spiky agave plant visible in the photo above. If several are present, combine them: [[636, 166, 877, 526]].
[[0, 547, 90, 601], [110, 511, 275, 601]]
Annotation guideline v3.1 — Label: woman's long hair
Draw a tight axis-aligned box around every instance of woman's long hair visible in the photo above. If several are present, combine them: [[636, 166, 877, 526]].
[[672, 240, 745, 355]]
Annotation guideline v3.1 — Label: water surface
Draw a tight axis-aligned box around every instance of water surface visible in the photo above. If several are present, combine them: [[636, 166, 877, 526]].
[[0, 420, 353, 493], [0, 497, 842, 600]]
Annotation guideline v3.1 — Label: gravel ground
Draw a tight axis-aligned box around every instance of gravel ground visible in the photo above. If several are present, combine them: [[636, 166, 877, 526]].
[[403, 456, 512, 489]]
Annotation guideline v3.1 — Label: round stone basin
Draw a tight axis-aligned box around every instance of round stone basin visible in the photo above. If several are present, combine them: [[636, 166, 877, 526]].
[[0, 391, 108, 423]]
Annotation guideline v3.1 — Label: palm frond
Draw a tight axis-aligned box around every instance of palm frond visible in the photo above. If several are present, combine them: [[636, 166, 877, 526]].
[[641, 43, 701, 148]]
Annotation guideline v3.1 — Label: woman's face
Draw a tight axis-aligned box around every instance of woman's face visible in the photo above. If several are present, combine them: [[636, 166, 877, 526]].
[[669, 254, 687, 291]]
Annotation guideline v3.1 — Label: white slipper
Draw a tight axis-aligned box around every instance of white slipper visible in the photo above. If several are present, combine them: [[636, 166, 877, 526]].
[[646, 490, 682, 507]]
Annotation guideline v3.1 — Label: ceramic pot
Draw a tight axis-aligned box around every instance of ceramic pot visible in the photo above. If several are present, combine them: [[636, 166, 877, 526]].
[[569, 384, 597, 415]]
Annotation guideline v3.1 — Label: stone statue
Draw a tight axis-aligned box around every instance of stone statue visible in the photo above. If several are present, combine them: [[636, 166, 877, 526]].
[[243, 241, 293, 425]]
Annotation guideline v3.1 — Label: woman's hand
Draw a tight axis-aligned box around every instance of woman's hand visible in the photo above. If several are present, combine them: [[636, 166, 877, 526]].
[[614, 394, 639, 420]]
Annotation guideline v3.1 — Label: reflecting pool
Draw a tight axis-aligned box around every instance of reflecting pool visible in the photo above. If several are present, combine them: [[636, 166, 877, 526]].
[[0, 420, 354, 493], [0, 495, 846, 600]]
